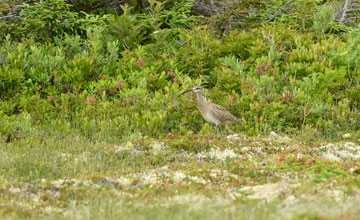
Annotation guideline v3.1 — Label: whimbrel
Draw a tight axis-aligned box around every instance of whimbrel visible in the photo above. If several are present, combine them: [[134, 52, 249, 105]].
[[178, 86, 241, 138]]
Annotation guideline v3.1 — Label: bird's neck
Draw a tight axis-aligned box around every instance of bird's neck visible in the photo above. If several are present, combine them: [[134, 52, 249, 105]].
[[196, 92, 207, 107]]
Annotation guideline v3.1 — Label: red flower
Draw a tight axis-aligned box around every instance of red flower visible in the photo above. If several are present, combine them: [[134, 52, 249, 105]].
[[136, 58, 144, 67], [63, 84, 69, 90], [87, 97, 96, 103], [173, 77, 177, 83], [263, 63, 270, 68], [167, 71, 174, 76], [47, 95, 54, 100]]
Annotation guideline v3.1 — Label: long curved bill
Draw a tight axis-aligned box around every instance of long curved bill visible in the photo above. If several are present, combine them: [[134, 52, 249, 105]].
[[178, 89, 193, 97]]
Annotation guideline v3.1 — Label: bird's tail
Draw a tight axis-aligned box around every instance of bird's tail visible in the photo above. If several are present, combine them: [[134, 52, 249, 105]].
[[234, 117, 242, 124]]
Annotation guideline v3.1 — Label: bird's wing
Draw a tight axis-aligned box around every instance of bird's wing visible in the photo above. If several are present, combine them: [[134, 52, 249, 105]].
[[210, 103, 241, 124]]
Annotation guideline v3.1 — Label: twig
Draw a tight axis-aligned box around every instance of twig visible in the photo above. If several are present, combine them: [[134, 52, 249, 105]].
[[267, 0, 292, 22], [0, 15, 21, 20], [339, 0, 351, 23], [346, 8, 360, 12]]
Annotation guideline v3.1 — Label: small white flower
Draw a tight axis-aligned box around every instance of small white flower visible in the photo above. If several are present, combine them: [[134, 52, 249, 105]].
[[150, 142, 166, 154], [9, 187, 21, 194], [208, 147, 241, 161], [173, 171, 186, 182], [190, 176, 208, 185], [116, 177, 132, 187], [210, 172, 217, 178], [342, 133, 351, 138], [297, 153, 303, 160], [321, 153, 341, 162], [226, 134, 240, 140]]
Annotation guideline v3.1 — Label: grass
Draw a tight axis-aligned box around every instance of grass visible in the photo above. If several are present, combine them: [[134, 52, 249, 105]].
[[1, 130, 360, 219]]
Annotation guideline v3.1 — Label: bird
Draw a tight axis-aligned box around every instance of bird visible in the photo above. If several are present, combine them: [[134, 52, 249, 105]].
[[178, 86, 241, 138]]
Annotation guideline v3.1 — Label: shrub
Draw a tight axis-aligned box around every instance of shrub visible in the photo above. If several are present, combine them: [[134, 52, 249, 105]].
[[5, 0, 109, 41], [1, 0, 360, 141]]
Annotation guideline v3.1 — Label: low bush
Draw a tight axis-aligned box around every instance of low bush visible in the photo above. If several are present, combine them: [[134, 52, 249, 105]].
[[1, 0, 359, 141]]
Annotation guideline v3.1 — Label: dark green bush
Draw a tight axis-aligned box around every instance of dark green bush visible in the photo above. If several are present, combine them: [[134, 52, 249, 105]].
[[1, 0, 108, 41]]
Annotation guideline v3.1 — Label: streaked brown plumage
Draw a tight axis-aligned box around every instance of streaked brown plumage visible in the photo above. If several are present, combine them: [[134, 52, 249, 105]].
[[178, 86, 241, 138]]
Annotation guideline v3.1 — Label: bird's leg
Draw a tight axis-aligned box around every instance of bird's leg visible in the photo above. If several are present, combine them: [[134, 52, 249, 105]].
[[219, 126, 222, 139], [214, 125, 218, 139]]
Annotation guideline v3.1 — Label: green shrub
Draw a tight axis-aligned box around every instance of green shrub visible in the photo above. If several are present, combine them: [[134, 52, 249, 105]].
[[1, 0, 360, 141], [4, 0, 109, 41]]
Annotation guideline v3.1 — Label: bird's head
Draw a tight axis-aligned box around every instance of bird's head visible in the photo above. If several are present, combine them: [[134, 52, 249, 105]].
[[178, 86, 202, 97]]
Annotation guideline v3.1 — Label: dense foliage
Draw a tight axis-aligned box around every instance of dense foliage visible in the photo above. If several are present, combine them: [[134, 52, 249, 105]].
[[1, 0, 360, 142]]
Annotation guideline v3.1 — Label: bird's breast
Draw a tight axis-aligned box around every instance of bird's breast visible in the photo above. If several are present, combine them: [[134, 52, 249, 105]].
[[199, 108, 220, 125]]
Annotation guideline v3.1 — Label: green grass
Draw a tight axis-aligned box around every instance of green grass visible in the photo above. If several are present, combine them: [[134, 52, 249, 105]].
[[1, 131, 360, 219]]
